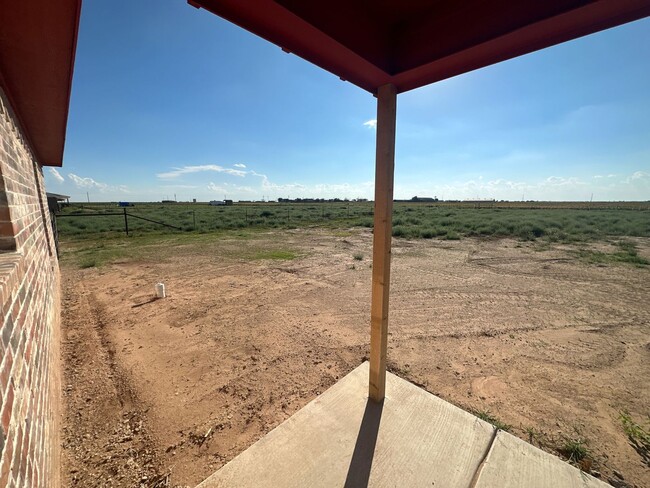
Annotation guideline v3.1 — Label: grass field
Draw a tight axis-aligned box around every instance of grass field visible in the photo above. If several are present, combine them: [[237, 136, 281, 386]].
[[56, 201, 650, 244]]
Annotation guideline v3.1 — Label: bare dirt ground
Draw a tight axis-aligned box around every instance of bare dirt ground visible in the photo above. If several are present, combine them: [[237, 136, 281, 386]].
[[60, 230, 650, 487]]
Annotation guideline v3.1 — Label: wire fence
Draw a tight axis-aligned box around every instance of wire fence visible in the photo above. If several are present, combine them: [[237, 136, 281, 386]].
[[54, 202, 650, 241], [55, 208, 183, 236], [54, 203, 376, 238]]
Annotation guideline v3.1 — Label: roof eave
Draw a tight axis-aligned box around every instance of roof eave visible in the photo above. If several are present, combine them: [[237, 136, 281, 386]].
[[190, 0, 650, 95], [0, 0, 82, 167]]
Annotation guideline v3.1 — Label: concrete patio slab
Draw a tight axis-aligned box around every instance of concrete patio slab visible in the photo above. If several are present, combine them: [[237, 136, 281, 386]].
[[196, 362, 608, 488], [474, 430, 609, 488]]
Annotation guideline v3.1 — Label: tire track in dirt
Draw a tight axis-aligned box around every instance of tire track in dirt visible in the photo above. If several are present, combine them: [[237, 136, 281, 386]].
[[61, 274, 171, 487]]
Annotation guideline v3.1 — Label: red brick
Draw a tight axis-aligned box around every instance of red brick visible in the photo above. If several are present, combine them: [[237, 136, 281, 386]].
[[0, 206, 11, 222], [1, 315, 13, 349], [19, 423, 29, 481], [0, 427, 13, 487], [10, 300, 19, 322], [1, 86, 61, 487], [0, 222, 15, 238], [0, 383, 13, 433], [24, 337, 32, 363], [10, 425, 22, 481], [0, 350, 13, 393]]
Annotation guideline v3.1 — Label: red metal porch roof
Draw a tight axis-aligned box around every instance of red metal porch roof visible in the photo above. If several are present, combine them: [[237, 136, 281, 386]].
[[189, 0, 650, 94], [0, 0, 81, 167]]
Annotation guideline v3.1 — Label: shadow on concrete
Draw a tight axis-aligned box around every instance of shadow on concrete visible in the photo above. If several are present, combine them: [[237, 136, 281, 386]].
[[343, 398, 384, 488]]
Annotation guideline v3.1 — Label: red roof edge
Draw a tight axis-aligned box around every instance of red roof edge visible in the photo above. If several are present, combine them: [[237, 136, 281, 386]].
[[189, 0, 390, 93], [190, 0, 650, 95], [0, 1, 82, 167], [392, 0, 650, 93]]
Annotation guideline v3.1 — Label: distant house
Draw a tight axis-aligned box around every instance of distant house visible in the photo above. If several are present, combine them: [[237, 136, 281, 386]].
[[210, 200, 233, 206], [46, 192, 70, 213]]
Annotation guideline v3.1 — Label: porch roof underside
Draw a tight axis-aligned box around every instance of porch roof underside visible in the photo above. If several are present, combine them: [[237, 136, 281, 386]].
[[190, 0, 650, 94], [0, 0, 81, 167]]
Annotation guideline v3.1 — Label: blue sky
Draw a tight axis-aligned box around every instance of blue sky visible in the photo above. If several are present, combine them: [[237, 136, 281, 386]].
[[46, 0, 650, 202]]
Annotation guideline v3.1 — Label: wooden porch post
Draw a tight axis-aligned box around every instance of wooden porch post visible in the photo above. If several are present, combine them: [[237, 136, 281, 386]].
[[369, 83, 397, 402]]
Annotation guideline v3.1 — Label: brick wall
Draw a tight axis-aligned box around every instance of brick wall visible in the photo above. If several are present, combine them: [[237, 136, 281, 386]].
[[0, 86, 61, 487]]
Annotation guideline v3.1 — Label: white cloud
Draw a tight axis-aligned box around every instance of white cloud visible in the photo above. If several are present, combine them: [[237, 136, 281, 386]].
[[68, 173, 109, 191], [207, 182, 255, 194], [63, 160, 646, 202], [67, 173, 129, 195], [153, 165, 376, 200], [248, 170, 373, 198], [621, 171, 650, 185], [393, 170, 650, 201], [363, 119, 377, 129], [543, 176, 586, 187], [594, 174, 619, 179], [156, 164, 247, 179], [48, 167, 64, 183], [207, 182, 226, 194]]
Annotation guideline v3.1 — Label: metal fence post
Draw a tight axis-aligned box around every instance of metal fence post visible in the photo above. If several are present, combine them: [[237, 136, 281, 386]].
[[124, 208, 129, 236]]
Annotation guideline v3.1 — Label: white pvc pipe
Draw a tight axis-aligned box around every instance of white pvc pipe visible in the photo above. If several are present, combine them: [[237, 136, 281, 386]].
[[155, 282, 166, 298]]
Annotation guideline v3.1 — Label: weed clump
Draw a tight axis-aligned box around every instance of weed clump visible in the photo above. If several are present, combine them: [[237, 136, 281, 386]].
[[559, 437, 590, 463], [574, 241, 649, 267], [79, 258, 97, 269], [251, 250, 297, 260], [619, 411, 650, 464], [473, 410, 511, 432]]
